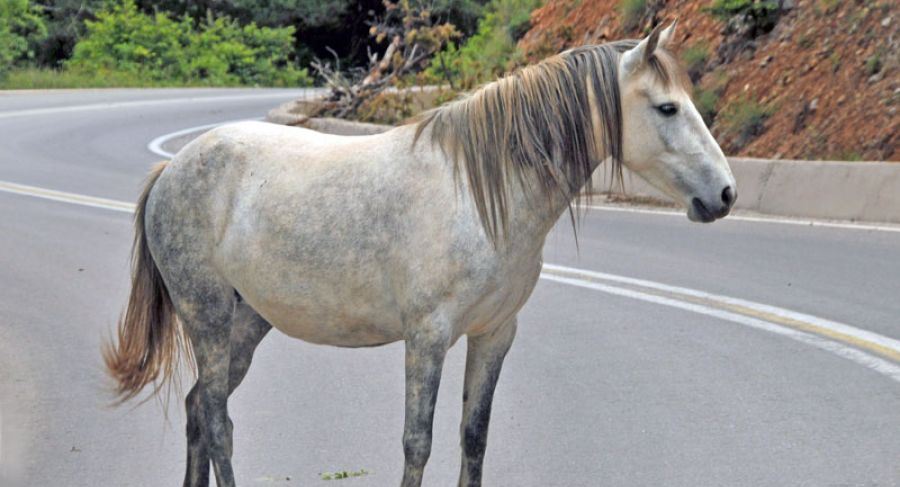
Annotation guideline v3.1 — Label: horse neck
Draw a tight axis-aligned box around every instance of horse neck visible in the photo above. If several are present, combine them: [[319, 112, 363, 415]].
[[495, 157, 602, 253]]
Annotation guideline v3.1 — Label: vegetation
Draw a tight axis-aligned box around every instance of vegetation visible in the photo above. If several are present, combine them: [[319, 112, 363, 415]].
[[681, 43, 709, 82], [707, 0, 781, 36], [320, 469, 370, 480], [618, 0, 648, 32], [694, 87, 720, 127], [0, 0, 47, 78], [0, 0, 498, 88], [65, 1, 309, 87], [718, 96, 774, 150], [425, 0, 542, 89], [312, 0, 461, 122]]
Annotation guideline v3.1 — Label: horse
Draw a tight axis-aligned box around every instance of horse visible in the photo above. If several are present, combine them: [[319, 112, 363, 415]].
[[104, 23, 735, 487]]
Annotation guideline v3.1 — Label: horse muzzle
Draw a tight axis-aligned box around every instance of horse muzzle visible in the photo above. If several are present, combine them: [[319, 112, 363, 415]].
[[687, 185, 736, 223]]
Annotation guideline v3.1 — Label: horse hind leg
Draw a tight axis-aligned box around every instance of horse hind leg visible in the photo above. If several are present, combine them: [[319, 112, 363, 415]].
[[183, 299, 271, 487], [458, 318, 517, 487]]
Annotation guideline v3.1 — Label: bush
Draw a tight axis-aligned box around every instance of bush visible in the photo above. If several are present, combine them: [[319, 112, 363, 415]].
[[67, 0, 310, 86], [681, 43, 709, 82], [0, 0, 47, 78], [694, 87, 720, 127], [717, 96, 773, 149], [425, 0, 541, 89], [708, 0, 780, 35], [618, 0, 647, 32]]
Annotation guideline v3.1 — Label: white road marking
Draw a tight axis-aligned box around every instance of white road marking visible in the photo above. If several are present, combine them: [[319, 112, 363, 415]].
[[585, 204, 900, 233], [540, 273, 900, 383], [543, 263, 900, 356], [0, 91, 320, 120], [147, 118, 262, 158], [2, 180, 898, 382], [0, 180, 135, 213]]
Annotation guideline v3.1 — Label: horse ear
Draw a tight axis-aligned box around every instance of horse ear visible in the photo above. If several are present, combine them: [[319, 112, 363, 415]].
[[660, 20, 677, 48], [621, 24, 664, 76]]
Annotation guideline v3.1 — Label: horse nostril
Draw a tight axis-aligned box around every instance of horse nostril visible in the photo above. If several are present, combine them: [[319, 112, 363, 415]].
[[721, 186, 736, 207]]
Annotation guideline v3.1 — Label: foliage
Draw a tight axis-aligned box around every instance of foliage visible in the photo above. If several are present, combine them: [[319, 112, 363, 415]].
[[694, 87, 720, 127], [864, 51, 883, 76], [618, 0, 647, 31], [681, 43, 709, 82], [0, 0, 47, 78], [717, 95, 774, 150], [425, 0, 541, 89], [67, 0, 310, 86], [313, 0, 460, 120], [707, 0, 778, 19], [28, 0, 107, 67], [707, 0, 780, 36]]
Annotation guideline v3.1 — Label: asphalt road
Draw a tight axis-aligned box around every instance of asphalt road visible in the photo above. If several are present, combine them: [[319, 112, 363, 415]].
[[1, 89, 898, 487]]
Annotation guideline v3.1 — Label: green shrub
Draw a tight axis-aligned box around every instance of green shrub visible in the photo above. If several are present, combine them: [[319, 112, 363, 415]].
[[708, 0, 778, 19], [718, 96, 773, 149], [694, 87, 720, 126], [0, 0, 47, 78], [618, 0, 648, 32], [708, 0, 780, 33], [425, 0, 541, 89], [681, 43, 709, 81], [67, 0, 310, 86], [864, 51, 883, 76]]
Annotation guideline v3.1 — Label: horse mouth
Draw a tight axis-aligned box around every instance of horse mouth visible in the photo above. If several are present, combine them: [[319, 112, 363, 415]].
[[689, 197, 717, 223]]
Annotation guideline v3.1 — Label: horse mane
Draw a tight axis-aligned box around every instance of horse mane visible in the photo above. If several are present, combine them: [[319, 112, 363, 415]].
[[413, 39, 686, 245]]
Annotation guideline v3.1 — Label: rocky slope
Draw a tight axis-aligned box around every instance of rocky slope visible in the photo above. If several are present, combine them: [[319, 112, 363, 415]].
[[519, 0, 897, 161]]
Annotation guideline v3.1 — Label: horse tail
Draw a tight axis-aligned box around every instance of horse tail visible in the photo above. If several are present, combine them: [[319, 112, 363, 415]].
[[104, 161, 192, 404]]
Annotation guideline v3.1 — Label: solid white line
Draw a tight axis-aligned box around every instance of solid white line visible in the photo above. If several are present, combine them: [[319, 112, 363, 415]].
[[147, 118, 262, 158], [539, 273, 900, 383], [0, 91, 319, 120], [543, 263, 900, 356], [3, 178, 898, 382], [585, 204, 900, 233], [0, 181, 135, 213]]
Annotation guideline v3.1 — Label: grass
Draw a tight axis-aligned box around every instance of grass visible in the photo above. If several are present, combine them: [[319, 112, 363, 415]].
[[618, 0, 647, 31], [0, 67, 273, 90], [320, 469, 370, 481], [718, 96, 774, 150]]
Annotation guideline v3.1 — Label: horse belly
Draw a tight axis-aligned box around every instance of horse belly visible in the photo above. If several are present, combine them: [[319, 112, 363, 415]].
[[236, 282, 405, 347]]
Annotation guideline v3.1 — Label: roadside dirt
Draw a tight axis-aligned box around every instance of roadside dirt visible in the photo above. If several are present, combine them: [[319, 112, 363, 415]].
[[519, 0, 898, 161]]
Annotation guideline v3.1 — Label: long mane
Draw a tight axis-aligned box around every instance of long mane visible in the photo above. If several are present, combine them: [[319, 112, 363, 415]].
[[414, 39, 685, 245]]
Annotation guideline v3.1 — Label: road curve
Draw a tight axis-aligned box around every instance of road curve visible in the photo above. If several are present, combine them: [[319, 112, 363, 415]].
[[1, 89, 898, 487]]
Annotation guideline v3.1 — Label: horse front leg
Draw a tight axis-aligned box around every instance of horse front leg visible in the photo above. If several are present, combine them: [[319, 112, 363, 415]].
[[458, 318, 517, 487], [401, 325, 451, 487]]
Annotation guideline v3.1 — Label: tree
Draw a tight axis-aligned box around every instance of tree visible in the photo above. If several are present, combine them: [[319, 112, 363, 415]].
[[0, 0, 47, 77]]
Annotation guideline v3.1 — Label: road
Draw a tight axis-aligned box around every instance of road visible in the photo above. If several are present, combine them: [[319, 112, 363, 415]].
[[1, 89, 898, 487]]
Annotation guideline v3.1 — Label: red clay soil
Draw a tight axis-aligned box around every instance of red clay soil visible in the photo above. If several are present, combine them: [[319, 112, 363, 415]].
[[519, 0, 898, 161]]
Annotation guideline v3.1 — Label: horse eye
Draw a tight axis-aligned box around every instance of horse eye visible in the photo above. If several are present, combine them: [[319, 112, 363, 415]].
[[656, 103, 678, 117]]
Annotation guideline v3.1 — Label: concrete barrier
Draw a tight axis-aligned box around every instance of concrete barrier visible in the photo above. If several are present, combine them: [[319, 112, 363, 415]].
[[594, 158, 900, 224], [267, 100, 900, 225]]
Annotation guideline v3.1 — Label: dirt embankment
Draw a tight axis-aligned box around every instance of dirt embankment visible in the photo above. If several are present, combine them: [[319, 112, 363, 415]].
[[519, 0, 898, 161]]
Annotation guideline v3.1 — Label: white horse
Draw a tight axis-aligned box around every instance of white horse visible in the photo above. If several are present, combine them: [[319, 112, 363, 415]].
[[104, 23, 735, 487]]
